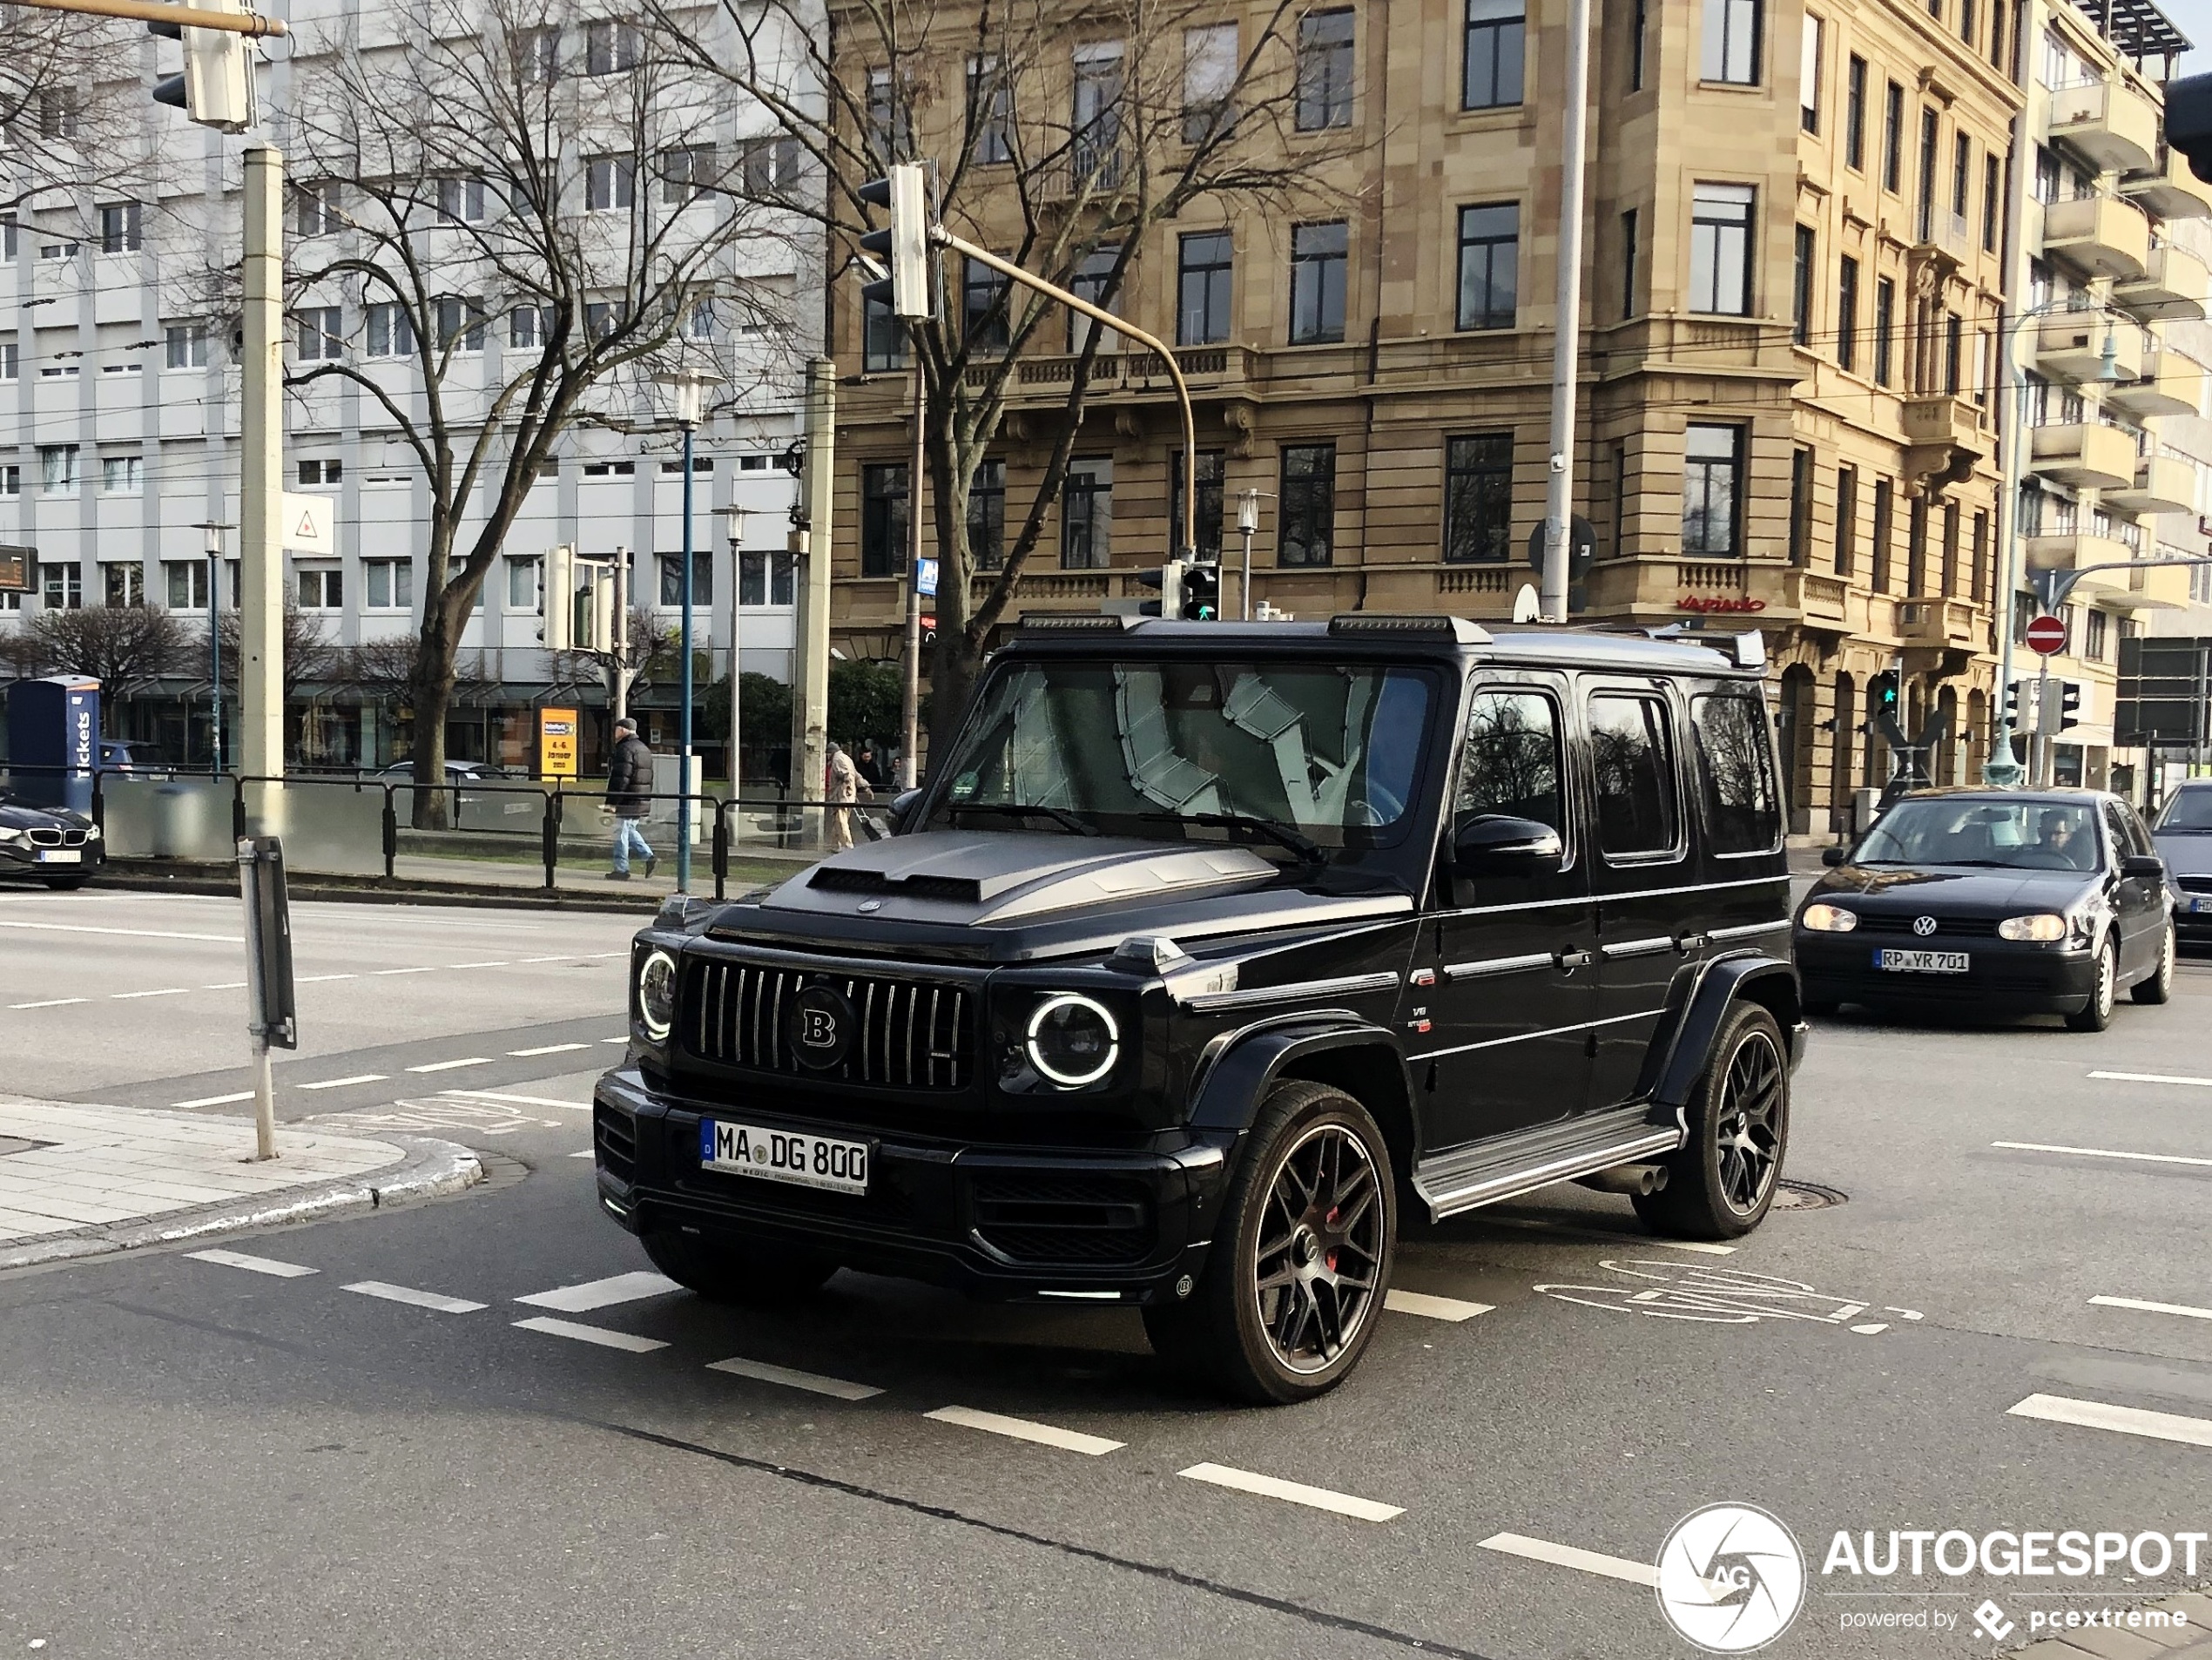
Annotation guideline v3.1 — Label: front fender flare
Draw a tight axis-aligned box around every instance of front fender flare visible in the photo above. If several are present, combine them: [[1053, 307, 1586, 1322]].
[[1640, 952, 1804, 1111], [1186, 1016, 1413, 1137]]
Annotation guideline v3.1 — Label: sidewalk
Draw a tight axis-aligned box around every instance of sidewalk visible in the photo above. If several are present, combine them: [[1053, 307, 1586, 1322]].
[[0, 1096, 482, 1271]]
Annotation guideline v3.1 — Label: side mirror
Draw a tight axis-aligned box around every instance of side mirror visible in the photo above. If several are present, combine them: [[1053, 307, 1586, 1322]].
[[1821, 846, 1850, 867], [2122, 853, 2166, 881], [886, 787, 922, 833], [1453, 813, 1564, 878]]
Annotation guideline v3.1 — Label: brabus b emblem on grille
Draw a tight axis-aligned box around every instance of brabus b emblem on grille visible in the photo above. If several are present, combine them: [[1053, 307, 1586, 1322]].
[[1912, 915, 1939, 937], [787, 982, 856, 1071]]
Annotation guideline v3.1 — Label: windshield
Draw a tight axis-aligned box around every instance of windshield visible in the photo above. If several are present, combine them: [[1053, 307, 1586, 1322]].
[[926, 658, 1437, 850], [1854, 799, 2101, 872], [2156, 789, 2212, 833]]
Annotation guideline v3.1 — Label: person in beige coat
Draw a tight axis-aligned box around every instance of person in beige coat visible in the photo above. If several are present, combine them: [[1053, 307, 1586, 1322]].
[[826, 740, 859, 852]]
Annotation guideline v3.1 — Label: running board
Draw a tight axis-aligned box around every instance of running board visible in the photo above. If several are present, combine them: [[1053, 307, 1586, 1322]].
[[1412, 1104, 1686, 1223]]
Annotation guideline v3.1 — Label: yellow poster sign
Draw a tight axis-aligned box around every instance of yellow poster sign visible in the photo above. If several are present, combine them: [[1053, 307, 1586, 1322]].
[[537, 706, 580, 779]]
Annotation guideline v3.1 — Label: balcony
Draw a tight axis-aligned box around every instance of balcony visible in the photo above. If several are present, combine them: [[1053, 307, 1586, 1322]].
[[2075, 561, 2182, 611], [2041, 194, 2151, 282], [2114, 242, 2209, 321], [2107, 350, 2202, 419], [2121, 147, 2212, 221], [1896, 596, 1981, 649], [2023, 530, 2133, 571], [1901, 395, 1987, 495], [2028, 422, 2138, 489], [2104, 453, 2197, 516], [2049, 78, 2161, 176], [2034, 312, 2145, 383]]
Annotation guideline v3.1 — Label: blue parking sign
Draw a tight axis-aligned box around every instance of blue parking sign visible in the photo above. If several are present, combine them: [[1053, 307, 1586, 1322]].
[[917, 558, 938, 597]]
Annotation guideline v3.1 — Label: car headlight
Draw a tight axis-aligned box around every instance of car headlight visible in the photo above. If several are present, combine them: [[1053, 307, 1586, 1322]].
[[636, 948, 678, 1043], [1998, 913, 2068, 942], [1024, 993, 1120, 1088], [84, 824, 101, 841], [1800, 902, 1858, 933]]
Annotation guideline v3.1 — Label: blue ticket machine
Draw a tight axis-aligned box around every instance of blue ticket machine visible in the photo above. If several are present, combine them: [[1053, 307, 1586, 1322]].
[[8, 676, 100, 813]]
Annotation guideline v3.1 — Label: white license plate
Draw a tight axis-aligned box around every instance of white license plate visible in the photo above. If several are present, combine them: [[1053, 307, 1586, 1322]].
[[699, 1118, 869, 1196], [2191, 897, 2211, 914], [37, 849, 81, 864], [1874, 948, 1969, 974]]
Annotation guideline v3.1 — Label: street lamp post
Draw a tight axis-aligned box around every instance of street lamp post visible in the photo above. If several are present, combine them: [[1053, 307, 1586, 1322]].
[[662, 371, 715, 894], [195, 520, 231, 774], [725, 502, 744, 807]]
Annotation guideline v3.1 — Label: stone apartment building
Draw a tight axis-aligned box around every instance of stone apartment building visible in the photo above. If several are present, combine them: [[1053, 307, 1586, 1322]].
[[823, 0, 2209, 824]]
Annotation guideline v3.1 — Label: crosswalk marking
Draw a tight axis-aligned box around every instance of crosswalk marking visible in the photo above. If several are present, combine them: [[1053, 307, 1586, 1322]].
[[1478, 1532, 1659, 1586], [2090, 1294, 2212, 1323], [1386, 1289, 1494, 1322], [300, 1074, 388, 1090], [512, 1316, 669, 1353], [185, 1248, 317, 1279], [515, 1272, 681, 1312], [925, 1406, 1123, 1456], [1177, 1462, 1402, 1522], [708, 1356, 884, 1400], [343, 1281, 488, 1315], [2007, 1393, 2212, 1449]]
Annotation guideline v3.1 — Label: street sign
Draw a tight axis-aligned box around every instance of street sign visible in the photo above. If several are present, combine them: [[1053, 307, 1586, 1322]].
[[0, 545, 31, 592], [916, 557, 938, 597], [2026, 613, 2068, 657], [280, 491, 336, 555], [537, 706, 579, 779]]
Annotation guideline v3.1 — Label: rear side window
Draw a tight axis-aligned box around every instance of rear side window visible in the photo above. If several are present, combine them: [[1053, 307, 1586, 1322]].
[[1690, 692, 1782, 855], [1588, 692, 1678, 858], [1457, 689, 1565, 834]]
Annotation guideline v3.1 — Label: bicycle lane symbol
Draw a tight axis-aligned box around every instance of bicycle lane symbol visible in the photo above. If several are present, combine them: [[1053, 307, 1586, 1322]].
[[1533, 1260, 1926, 1334]]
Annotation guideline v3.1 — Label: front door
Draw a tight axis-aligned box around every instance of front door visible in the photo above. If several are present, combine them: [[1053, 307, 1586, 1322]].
[[2105, 799, 2163, 976], [1415, 674, 1596, 1150]]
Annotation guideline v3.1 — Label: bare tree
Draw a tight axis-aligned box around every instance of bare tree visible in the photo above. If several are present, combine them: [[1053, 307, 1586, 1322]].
[[8, 604, 190, 724], [0, 10, 164, 215], [215, 599, 335, 708], [661, 0, 1361, 746]]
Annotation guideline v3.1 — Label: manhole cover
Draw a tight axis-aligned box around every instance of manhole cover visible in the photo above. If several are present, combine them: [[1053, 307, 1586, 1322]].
[[1772, 1180, 1847, 1211]]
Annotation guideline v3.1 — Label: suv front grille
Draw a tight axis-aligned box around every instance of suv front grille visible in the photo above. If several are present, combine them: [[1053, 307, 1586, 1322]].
[[683, 957, 974, 1090], [2175, 874, 2212, 895], [970, 1171, 1154, 1265]]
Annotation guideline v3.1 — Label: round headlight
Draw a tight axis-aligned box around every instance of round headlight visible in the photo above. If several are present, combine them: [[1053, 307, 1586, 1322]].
[[1800, 902, 1858, 933], [637, 948, 678, 1042], [1998, 913, 2068, 942], [1024, 993, 1120, 1088]]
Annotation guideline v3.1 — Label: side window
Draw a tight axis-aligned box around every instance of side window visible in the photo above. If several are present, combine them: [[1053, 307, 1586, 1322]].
[[2101, 801, 2138, 863], [1690, 692, 1781, 855], [1456, 688, 1565, 837], [2123, 804, 2155, 857], [1588, 692, 1679, 859]]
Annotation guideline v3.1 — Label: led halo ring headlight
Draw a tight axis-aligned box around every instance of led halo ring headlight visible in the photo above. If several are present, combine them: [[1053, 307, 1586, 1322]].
[[637, 948, 678, 1043], [1024, 992, 1121, 1088]]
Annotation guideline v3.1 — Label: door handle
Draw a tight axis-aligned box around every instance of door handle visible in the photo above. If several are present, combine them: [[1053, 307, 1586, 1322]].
[[1675, 933, 1710, 955], [1554, 948, 1593, 972]]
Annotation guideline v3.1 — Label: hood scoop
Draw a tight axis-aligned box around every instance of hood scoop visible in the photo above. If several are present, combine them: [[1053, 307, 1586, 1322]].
[[809, 866, 982, 904]]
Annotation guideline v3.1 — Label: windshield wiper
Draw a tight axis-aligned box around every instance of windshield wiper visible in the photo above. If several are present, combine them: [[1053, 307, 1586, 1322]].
[[945, 801, 1099, 836], [1141, 810, 1326, 868]]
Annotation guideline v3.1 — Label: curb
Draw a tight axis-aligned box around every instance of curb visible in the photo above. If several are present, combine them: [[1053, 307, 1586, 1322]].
[[0, 1134, 485, 1272], [89, 866, 671, 914]]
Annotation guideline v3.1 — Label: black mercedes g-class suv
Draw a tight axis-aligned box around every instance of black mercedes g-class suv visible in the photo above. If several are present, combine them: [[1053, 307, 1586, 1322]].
[[595, 615, 1803, 1401]]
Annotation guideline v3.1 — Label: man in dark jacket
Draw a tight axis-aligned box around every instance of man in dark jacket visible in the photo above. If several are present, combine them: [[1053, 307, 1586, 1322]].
[[606, 718, 656, 880]]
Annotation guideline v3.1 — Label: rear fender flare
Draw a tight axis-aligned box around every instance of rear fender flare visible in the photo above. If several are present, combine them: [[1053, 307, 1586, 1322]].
[[1641, 953, 1804, 1111]]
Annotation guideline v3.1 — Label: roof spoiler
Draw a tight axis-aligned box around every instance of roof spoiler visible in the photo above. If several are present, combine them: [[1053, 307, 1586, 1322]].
[[1635, 620, 1765, 669], [1327, 614, 1493, 644], [1015, 613, 1141, 633]]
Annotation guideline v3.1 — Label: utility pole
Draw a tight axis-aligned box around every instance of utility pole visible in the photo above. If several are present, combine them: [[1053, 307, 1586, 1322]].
[[792, 360, 835, 840], [1539, 0, 1594, 624], [901, 366, 925, 790], [237, 145, 284, 827], [195, 520, 230, 773], [610, 545, 630, 722]]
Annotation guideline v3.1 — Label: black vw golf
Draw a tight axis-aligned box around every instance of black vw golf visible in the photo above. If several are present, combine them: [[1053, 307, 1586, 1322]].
[[1795, 788, 2174, 1030]]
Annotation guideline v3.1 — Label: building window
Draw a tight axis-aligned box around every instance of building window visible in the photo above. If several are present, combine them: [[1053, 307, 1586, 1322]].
[[0, 214, 13, 261], [1983, 152, 2002, 251], [1463, 0, 1524, 110], [1873, 277, 1895, 386], [510, 305, 556, 350], [1882, 80, 1905, 192], [1834, 463, 1857, 576], [1456, 202, 1519, 330], [1444, 433, 1514, 563], [1944, 312, 1962, 395], [0, 464, 17, 497], [739, 549, 797, 604], [1870, 476, 1893, 592], [1169, 449, 1226, 563], [1271, 443, 1332, 568], [1939, 499, 1960, 593], [506, 556, 540, 610], [2086, 606, 2108, 661], [585, 155, 635, 212], [436, 296, 487, 354], [863, 294, 906, 371], [867, 68, 900, 161], [364, 558, 413, 611], [1072, 43, 1126, 186], [437, 175, 489, 222], [1837, 255, 1858, 370], [1971, 509, 1988, 603], [39, 445, 78, 496], [860, 462, 908, 578], [1621, 208, 1638, 320], [1689, 183, 1754, 315], [1791, 225, 1815, 344], [103, 563, 143, 607], [1844, 54, 1866, 168], [295, 307, 344, 361], [518, 26, 559, 83], [1068, 245, 1123, 353], [1960, 0, 1975, 41], [962, 257, 1009, 354], [1799, 14, 1821, 132], [1702, 0, 1760, 84], [583, 19, 638, 74], [0, 341, 11, 382], [1295, 10, 1355, 130], [43, 563, 83, 610], [1289, 221, 1348, 344], [367, 303, 416, 359], [1061, 456, 1112, 570], [165, 561, 212, 610], [165, 323, 209, 369], [1181, 27, 1238, 145], [1177, 231, 1234, 345], [1631, 0, 1647, 88], [100, 455, 143, 496], [2033, 145, 2061, 205], [659, 145, 715, 205], [98, 202, 142, 254], [1788, 447, 1812, 564], [968, 459, 1006, 570], [1682, 423, 1744, 556], [297, 567, 343, 611], [658, 551, 713, 607], [1952, 132, 1971, 219], [1906, 495, 1929, 593], [1916, 106, 1939, 241]]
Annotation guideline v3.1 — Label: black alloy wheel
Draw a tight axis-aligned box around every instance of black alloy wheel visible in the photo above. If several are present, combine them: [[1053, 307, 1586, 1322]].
[[1635, 1002, 1790, 1241]]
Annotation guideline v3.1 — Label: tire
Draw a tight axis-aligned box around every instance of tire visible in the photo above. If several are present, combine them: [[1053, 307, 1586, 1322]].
[[2130, 920, 2175, 1006], [2065, 937, 2119, 1032], [1633, 1002, 1790, 1242], [1143, 1081, 1393, 1406], [639, 1228, 839, 1303], [40, 874, 87, 891]]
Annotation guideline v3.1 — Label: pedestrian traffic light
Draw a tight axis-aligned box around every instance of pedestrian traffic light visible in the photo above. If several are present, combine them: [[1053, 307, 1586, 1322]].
[[2058, 679, 2082, 732], [1870, 670, 1900, 714], [2166, 72, 2212, 185], [1136, 563, 1185, 618], [1182, 561, 1220, 621], [539, 543, 576, 651], [856, 164, 933, 321], [147, 0, 258, 134]]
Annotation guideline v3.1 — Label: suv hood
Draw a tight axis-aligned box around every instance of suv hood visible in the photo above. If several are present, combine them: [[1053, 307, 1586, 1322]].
[[2154, 829, 2212, 880]]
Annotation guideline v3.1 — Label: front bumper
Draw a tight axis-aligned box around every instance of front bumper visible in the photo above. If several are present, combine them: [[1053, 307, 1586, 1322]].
[[2169, 894, 2212, 941], [0, 842, 103, 874], [1795, 933, 2099, 1013], [590, 1068, 1236, 1303]]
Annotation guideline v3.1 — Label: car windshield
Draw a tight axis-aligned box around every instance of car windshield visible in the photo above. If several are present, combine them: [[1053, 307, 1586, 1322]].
[[925, 658, 1437, 851], [2155, 790, 2212, 833], [1854, 799, 2101, 872]]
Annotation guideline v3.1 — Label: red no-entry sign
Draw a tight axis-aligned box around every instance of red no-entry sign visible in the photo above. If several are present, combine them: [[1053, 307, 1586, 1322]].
[[2026, 613, 2068, 657]]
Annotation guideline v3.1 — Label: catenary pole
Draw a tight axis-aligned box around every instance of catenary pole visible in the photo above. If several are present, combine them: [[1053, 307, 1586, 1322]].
[[1539, 0, 1593, 624]]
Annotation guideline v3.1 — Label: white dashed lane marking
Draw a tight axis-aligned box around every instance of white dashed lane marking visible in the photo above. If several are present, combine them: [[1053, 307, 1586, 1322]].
[[299, 1074, 388, 1091], [1477, 1532, 1658, 1586], [925, 1407, 1124, 1456], [708, 1356, 884, 1400], [2090, 1294, 2212, 1323], [0, 920, 238, 942], [343, 1281, 488, 1315], [2089, 1070, 2212, 1089], [1386, 1289, 1494, 1322], [439, 1090, 590, 1111], [1177, 1463, 1402, 1522], [185, 1248, 317, 1278], [295, 974, 358, 983], [373, 967, 441, 976], [112, 988, 191, 1000], [508, 1043, 590, 1057], [512, 1316, 669, 1353], [448, 961, 512, 969], [514, 1272, 680, 1312], [9, 998, 87, 1009], [172, 1091, 256, 1110], [2008, 1393, 2212, 1449], [1994, 1141, 2212, 1170], [404, 1057, 494, 1074]]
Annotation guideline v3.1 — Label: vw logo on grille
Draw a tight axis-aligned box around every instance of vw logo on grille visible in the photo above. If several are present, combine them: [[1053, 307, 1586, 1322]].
[[1912, 915, 1939, 937], [786, 982, 856, 1071]]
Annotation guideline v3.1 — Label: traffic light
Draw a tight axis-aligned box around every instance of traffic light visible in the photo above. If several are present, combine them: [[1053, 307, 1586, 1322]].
[[147, 0, 257, 134], [1870, 670, 1900, 715], [2058, 679, 2082, 732], [2004, 678, 2040, 733], [2166, 72, 2212, 185], [1136, 563, 1185, 618], [538, 543, 576, 651], [856, 164, 932, 321], [1182, 561, 1220, 621]]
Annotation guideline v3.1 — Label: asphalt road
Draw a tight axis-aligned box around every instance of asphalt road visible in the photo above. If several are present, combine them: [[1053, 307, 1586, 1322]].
[[3, 887, 2210, 1658]]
